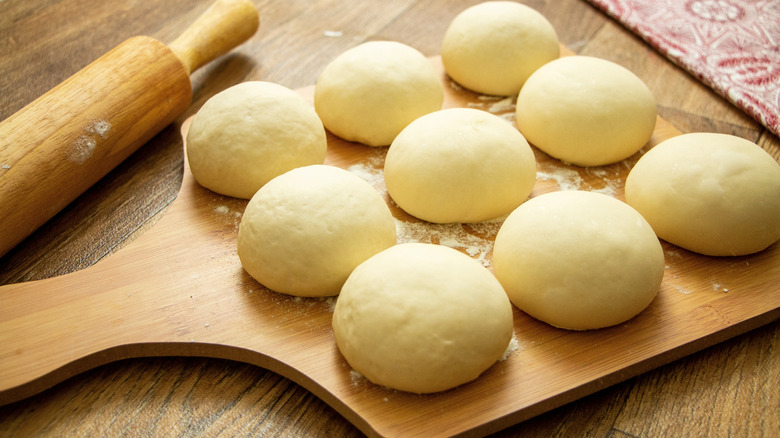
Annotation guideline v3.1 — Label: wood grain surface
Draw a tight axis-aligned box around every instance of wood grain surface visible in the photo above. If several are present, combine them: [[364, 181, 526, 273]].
[[1, 0, 778, 437]]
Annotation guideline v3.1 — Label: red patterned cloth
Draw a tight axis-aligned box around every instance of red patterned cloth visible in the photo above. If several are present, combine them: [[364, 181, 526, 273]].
[[585, 0, 780, 136]]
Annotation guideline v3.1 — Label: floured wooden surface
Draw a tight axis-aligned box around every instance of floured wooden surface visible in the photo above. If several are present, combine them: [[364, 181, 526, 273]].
[[0, 56, 777, 438]]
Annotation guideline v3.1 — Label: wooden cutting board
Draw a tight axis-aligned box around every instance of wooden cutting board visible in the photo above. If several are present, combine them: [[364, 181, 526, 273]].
[[1, 56, 778, 438]]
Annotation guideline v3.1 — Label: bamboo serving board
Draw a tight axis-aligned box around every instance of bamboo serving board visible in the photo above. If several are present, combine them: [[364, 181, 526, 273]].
[[1, 56, 778, 438]]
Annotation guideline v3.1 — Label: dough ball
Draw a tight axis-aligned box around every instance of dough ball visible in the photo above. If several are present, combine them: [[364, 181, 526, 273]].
[[186, 81, 327, 199], [332, 243, 514, 393], [237, 165, 396, 297], [625, 133, 780, 256], [493, 191, 664, 330], [384, 108, 536, 223], [314, 41, 444, 147], [441, 1, 559, 96], [516, 56, 657, 167]]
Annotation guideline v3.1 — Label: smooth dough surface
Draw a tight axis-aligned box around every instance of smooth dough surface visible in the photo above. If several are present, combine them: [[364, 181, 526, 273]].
[[332, 243, 513, 393], [384, 108, 537, 223], [237, 165, 396, 297], [493, 191, 664, 330], [313, 41, 444, 147], [516, 56, 657, 167], [441, 1, 559, 96], [625, 133, 780, 256], [187, 81, 327, 199]]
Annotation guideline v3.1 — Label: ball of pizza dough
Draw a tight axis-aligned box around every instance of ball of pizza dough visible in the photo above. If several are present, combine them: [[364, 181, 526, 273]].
[[186, 81, 327, 199], [384, 108, 536, 223], [625, 133, 780, 256], [332, 243, 514, 394], [493, 191, 664, 330], [441, 1, 559, 96], [313, 41, 444, 147], [237, 165, 397, 297], [516, 56, 657, 167]]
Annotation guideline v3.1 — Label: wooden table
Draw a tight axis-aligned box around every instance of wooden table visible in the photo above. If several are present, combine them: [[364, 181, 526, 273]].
[[1, 0, 778, 436]]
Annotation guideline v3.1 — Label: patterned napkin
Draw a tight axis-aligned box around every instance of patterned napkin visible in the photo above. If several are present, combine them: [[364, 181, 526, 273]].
[[585, 0, 780, 137]]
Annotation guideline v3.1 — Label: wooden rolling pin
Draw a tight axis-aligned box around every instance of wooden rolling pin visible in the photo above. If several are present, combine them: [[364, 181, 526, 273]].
[[0, 0, 260, 258]]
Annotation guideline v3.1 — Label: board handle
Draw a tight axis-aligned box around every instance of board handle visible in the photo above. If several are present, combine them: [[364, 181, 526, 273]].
[[169, 0, 260, 74]]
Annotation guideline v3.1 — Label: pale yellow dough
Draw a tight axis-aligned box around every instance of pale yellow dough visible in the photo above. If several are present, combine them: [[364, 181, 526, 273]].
[[492, 191, 664, 330], [237, 165, 396, 297], [516, 56, 657, 167], [625, 133, 780, 256], [313, 41, 444, 147], [384, 108, 537, 223], [442, 1, 559, 96], [332, 243, 514, 393], [186, 81, 327, 199]]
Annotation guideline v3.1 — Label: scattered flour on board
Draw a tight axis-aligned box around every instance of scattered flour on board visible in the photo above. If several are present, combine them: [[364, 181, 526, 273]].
[[349, 370, 365, 386], [589, 185, 618, 197], [347, 154, 385, 191], [537, 166, 584, 191], [294, 296, 337, 313], [395, 219, 501, 268], [213, 204, 243, 232], [665, 249, 682, 259], [499, 333, 520, 361], [537, 161, 623, 197], [585, 165, 629, 197], [486, 97, 515, 114], [467, 95, 516, 123], [322, 296, 337, 312], [213, 204, 242, 220], [278, 295, 337, 316], [712, 281, 730, 293], [670, 283, 692, 294], [448, 80, 465, 92]]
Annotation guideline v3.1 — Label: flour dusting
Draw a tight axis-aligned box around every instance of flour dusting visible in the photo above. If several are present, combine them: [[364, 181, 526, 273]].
[[67, 120, 111, 164], [671, 284, 692, 294], [213, 204, 243, 233], [537, 167, 584, 191], [395, 218, 501, 268], [487, 97, 515, 114], [348, 162, 384, 190], [321, 296, 337, 313], [499, 334, 520, 361], [69, 135, 97, 164], [349, 370, 365, 386], [712, 281, 730, 293], [86, 119, 111, 138]]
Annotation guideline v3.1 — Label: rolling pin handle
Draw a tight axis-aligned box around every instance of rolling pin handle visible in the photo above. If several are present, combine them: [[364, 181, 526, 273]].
[[169, 0, 260, 74]]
